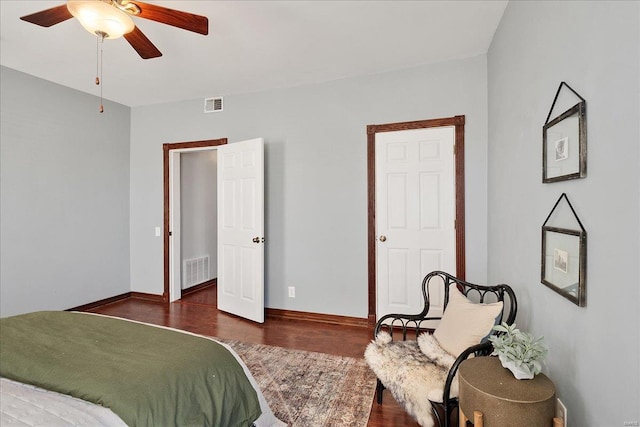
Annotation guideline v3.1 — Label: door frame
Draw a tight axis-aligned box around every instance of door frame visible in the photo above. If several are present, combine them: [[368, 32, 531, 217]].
[[163, 138, 227, 302], [366, 116, 466, 326]]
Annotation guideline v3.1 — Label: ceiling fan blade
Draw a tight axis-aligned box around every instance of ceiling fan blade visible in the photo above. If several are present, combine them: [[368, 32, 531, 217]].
[[124, 26, 162, 59], [20, 4, 73, 27], [131, 1, 208, 35]]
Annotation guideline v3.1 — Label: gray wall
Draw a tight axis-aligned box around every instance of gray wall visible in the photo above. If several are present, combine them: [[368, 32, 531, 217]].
[[180, 150, 217, 287], [0, 66, 131, 316], [129, 55, 489, 318], [487, 2, 639, 425]]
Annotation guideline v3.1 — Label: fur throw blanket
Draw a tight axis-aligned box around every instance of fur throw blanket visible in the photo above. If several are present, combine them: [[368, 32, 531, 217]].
[[364, 332, 458, 427]]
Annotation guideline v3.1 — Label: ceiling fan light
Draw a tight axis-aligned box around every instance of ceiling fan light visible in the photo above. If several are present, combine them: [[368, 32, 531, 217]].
[[67, 0, 135, 39]]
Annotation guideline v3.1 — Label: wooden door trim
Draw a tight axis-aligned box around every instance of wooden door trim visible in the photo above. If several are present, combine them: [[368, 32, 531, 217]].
[[366, 116, 465, 326], [162, 138, 228, 302]]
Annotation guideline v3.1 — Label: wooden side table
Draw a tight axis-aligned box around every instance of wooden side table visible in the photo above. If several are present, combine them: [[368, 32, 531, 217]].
[[458, 356, 561, 427]]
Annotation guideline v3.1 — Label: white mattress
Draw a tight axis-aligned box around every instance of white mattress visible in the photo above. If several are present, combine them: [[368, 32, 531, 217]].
[[0, 315, 285, 427]]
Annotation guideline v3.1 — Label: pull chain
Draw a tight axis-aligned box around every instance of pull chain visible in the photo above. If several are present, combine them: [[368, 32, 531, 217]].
[[95, 32, 105, 113]]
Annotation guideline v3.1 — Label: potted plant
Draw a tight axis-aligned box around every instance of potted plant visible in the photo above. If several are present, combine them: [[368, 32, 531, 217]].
[[488, 322, 548, 380]]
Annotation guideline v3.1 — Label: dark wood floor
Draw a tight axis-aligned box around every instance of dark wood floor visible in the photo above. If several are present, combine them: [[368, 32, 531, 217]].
[[88, 285, 423, 427]]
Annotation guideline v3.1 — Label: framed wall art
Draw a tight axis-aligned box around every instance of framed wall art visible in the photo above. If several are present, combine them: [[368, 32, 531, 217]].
[[541, 193, 587, 306], [542, 82, 587, 183]]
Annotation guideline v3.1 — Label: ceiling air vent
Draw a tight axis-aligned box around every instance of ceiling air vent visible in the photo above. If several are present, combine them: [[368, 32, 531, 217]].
[[204, 97, 223, 113]]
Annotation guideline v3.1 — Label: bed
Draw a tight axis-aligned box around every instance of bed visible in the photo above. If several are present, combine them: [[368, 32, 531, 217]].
[[0, 311, 285, 427]]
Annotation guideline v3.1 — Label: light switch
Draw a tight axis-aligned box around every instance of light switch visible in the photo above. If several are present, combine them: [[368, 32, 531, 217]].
[[155, 226, 161, 237]]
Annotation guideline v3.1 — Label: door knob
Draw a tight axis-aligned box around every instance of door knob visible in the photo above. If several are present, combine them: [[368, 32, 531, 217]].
[[379, 235, 387, 242], [252, 237, 260, 243]]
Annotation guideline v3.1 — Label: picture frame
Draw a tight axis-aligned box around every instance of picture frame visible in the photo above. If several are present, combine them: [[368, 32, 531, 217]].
[[542, 82, 587, 183], [542, 227, 585, 306], [543, 102, 586, 182], [541, 193, 587, 307]]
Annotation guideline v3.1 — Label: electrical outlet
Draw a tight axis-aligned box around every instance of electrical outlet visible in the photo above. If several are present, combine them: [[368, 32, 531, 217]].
[[288, 286, 295, 298], [556, 398, 567, 427]]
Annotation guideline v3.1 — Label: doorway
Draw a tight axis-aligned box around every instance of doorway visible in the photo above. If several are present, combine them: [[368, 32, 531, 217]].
[[163, 139, 227, 303], [163, 137, 266, 324], [180, 150, 218, 297], [366, 116, 466, 326]]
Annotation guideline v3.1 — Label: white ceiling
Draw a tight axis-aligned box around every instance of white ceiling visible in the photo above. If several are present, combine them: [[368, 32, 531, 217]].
[[0, 1, 507, 107]]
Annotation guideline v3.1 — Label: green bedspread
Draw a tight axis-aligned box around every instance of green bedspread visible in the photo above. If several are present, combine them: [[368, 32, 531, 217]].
[[0, 311, 261, 427]]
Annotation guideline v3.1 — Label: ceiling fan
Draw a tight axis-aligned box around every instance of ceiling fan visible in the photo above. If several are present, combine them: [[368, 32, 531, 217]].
[[20, 0, 209, 59]]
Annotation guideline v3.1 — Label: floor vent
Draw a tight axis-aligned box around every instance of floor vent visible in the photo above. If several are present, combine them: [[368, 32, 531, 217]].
[[183, 255, 210, 288], [204, 97, 223, 113]]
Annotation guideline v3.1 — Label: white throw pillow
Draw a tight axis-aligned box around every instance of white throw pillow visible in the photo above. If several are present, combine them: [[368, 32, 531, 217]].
[[432, 284, 503, 356]]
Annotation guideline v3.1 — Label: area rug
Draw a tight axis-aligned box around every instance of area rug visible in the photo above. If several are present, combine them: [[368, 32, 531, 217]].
[[222, 339, 377, 427]]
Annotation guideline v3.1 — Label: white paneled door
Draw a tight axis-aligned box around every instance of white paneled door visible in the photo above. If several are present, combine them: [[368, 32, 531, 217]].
[[375, 127, 456, 320], [217, 138, 265, 323]]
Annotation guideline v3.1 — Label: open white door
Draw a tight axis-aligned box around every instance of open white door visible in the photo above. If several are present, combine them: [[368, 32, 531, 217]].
[[217, 138, 265, 323]]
